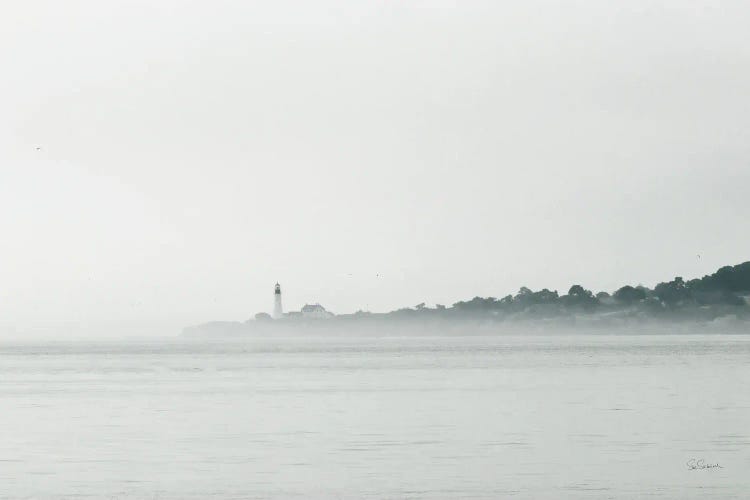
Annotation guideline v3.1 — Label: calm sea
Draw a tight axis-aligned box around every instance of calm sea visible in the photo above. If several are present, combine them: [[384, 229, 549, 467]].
[[1, 335, 749, 499]]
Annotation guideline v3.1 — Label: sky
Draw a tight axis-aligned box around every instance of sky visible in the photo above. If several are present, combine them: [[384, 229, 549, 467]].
[[1, 0, 749, 337]]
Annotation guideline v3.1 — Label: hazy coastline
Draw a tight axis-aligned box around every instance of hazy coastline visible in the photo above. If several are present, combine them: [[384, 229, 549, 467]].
[[185, 262, 750, 337]]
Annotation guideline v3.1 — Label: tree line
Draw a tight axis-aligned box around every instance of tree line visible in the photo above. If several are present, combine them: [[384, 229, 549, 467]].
[[378, 261, 750, 319]]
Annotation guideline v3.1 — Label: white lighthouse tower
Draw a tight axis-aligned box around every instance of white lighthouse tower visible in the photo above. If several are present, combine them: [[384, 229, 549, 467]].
[[273, 283, 283, 319]]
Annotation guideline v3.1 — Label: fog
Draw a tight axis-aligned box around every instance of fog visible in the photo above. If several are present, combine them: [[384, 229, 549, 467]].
[[2, 1, 749, 338]]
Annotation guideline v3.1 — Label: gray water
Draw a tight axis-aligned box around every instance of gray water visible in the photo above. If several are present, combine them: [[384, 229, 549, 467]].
[[2, 335, 749, 499]]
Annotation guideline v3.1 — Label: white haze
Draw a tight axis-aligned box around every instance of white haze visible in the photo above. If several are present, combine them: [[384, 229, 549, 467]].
[[1, 1, 749, 337]]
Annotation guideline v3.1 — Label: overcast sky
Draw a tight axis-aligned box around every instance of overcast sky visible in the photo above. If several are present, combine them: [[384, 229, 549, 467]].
[[1, 1, 748, 337]]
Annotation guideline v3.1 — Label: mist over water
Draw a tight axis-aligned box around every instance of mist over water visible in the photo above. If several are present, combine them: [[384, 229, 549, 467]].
[[2, 334, 749, 499], [3, 2, 749, 498]]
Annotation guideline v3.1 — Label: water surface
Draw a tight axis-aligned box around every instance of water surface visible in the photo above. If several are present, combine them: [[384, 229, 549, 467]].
[[2, 335, 749, 499]]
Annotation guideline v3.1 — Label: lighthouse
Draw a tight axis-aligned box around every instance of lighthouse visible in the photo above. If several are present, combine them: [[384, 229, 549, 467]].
[[273, 283, 283, 319]]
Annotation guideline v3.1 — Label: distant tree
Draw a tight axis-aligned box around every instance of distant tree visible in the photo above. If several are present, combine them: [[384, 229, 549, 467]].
[[435, 304, 446, 310], [255, 312, 272, 321], [452, 296, 498, 312], [498, 295, 513, 305], [389, 307, 420, 317], [690, 289, 745, 306], [533, 289, 559, 304], [689, 262, 750, 293], [512, 287, 534, 308], [713, 263, 750, 292], [561, 285, 598, 309], [636, 285, 654, 298], [568, 285, 587, 297], [510, 288, 559, 312], [654, 277, 691, 306], [386, 261, 749, 321], [613, 285, 646, 304]]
